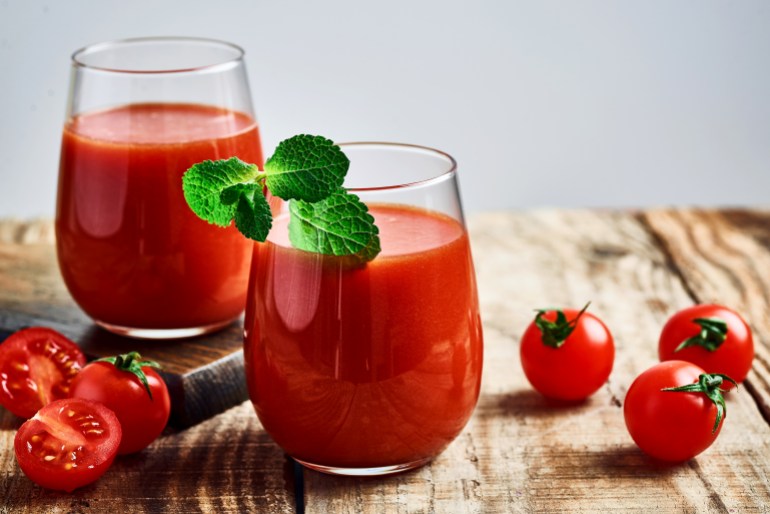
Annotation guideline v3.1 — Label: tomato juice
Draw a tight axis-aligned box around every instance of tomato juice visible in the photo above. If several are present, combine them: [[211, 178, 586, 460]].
[[56, 103, 263, 331], [244, 204, 483, 469]]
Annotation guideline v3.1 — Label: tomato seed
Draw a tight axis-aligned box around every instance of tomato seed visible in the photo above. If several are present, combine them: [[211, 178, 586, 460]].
[[43, 455, 55, 462]]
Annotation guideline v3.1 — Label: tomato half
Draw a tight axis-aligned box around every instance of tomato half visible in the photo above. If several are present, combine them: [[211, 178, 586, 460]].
[[0, 327, 86, 418], [520, 306, 614, 401], [70, 352, 171, 455], [658, 304, 753, 388], [624, 360, 731, 462], [14, 398, 122, 492]]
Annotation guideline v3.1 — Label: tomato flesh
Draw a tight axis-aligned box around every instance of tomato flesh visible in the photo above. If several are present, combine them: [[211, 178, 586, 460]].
[[14, 398, 122, 492], [0, 328, 86, 418]]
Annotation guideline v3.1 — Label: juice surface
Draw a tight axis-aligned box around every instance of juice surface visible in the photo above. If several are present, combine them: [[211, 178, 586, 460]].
[[244, 204, 483, 468], [56, 103, 263, 329]]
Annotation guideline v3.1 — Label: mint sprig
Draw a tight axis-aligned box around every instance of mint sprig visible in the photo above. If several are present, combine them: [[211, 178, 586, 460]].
[[264, 134, 348, 202], [289, 189, 381, 263], [182, 135, 381, 262], [182, 157, 260, 226]]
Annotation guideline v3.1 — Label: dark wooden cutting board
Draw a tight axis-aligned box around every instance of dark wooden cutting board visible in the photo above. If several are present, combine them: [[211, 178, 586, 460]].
[[0, 222, 249, 428]]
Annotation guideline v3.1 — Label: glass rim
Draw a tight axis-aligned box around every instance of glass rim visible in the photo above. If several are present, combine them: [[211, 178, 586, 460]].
[[71, 36, 245, 74], [337, 142, 457, 193]]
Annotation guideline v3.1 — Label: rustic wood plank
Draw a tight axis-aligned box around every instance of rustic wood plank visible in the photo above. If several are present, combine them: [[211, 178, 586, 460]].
[[303, 210, 770, 513], [0, 220, 249, 428], [641, 209, 770, 425], [0, 402, 296, 513]]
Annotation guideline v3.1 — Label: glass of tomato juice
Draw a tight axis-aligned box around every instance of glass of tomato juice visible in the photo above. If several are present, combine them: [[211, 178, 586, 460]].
[[244, 143, 484, 475], [56, 37, 264, 338]]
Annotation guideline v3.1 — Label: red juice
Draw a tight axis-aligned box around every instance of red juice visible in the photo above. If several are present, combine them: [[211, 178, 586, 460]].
[[56, 103, 263, 330], [244, 204, 483, 469]]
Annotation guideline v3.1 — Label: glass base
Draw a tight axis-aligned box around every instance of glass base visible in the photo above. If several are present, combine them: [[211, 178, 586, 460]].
[[294, 455, 433, 476], [94, 318, 233, 340]]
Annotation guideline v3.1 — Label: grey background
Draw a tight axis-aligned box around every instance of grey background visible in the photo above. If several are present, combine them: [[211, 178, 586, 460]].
[[1, 0, 769, 217]]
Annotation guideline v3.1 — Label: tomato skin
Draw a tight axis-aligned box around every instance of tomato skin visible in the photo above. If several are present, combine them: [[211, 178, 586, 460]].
[[624, 361, 722, 462], [69, 362, 170, 454], [14, 398, 121, 492], [0, 327, 86, 418], [658, 305, 753, 388], [520, 309, 614, 401]]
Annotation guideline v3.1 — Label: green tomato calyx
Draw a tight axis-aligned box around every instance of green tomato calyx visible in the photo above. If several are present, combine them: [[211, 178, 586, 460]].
[[662, 373, 737, 434], [534, 302, 590, 349], [95, 351, 162, 401], [674, 317, 729, 353]]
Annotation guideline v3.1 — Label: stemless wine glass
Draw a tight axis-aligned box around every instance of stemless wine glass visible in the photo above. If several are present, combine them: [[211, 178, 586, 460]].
[[56, 37, 264, 339], [244, 143, 484, 475]]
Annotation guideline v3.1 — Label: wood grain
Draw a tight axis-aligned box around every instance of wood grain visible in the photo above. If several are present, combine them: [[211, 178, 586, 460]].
[[3, 212, 770, 513], [0, 403, 295, 513], [302, 210, 770, 513], [0, 220, 249, 428], [642, 209, 770, 425]]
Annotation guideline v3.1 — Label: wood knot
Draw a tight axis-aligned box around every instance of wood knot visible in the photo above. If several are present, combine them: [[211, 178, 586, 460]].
[[590, 245, 629, 259]]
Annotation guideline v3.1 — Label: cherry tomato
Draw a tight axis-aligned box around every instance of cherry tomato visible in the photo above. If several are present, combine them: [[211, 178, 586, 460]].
[[520, 305, 614, 401], [624, 360, 734, 462], [14, 398, 121, 492], [658, 304, 753, 388], [70, 352, 170, 454], [0, 327, 86, 418]]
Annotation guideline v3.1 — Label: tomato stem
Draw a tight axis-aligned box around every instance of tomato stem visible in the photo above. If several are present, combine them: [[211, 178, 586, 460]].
[[534, 302, 591, 348], [662, 373, 737, 433], [674, 317, 728, 353], [95, 352, 161, 401]]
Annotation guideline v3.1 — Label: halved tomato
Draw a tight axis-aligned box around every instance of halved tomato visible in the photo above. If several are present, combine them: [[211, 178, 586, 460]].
[[0, 327, 86, 418], [14, 398, 122, 492]]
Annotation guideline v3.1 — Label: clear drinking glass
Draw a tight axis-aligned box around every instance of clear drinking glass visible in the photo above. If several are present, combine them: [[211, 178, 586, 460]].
[[244, 143, 484, 475], [56, 37, 263, 339]]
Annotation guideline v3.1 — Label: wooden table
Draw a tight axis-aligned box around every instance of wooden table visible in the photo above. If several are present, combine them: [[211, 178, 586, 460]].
[[2, 210, 770, 513]]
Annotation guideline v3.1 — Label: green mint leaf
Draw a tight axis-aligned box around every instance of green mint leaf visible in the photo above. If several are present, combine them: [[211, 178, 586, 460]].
[[233, 186, 273, 241], [182, 158, 260, 226], [221, 183, 255, 206], [288, 189, 380, 263], [264, 135, 348, 202]]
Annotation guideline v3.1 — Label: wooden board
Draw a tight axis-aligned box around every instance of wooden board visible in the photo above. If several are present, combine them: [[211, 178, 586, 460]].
[[0, 221, 248, 428], [0, 401, 296, 513], [2, 211, 770, 513]]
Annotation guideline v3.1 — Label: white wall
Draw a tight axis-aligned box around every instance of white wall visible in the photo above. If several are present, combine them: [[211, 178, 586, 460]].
[[1, 0, 769, 217]]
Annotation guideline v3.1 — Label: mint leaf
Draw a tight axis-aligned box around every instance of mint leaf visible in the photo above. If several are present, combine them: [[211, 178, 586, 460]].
[[183, 158, 260, 226], [264, 135, 348, 202], [233, 186, 273, 241], [288, 189, 380, 263]]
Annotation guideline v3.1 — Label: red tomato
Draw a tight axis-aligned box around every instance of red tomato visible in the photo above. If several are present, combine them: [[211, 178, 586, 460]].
[[520, 306, 614, 401], [624, 360, 733, 462], [69, 352, 170, 454], [658, 304, 753, 388], [0, 327, 86, 418], [14, 398, 121, 492]]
